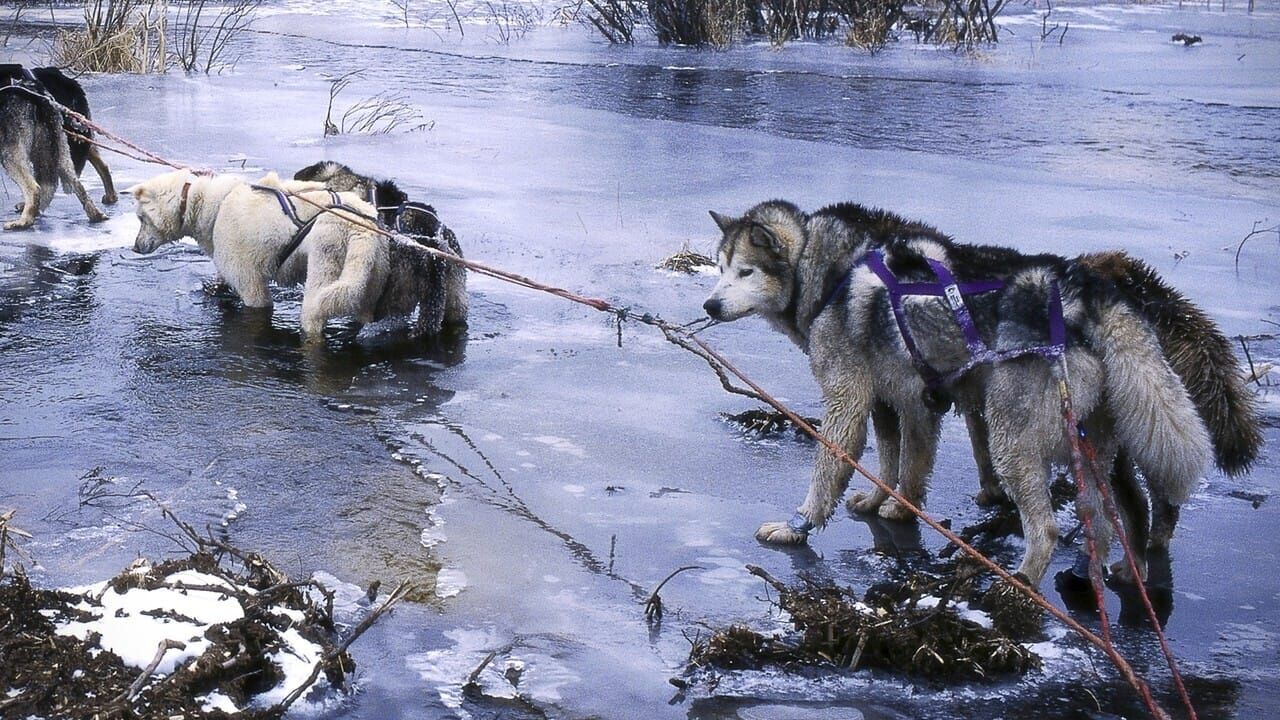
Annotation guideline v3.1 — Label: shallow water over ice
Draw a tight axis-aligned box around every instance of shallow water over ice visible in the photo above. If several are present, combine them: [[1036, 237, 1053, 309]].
[[2, 2, 1279, 718]]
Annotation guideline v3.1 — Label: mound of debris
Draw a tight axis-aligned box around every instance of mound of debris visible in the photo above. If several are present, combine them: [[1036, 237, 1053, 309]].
[[657, 249, 716, 274], [688, 564, 1041, 682], [722, 407, 820, 438], [1, 551, 362, 719]]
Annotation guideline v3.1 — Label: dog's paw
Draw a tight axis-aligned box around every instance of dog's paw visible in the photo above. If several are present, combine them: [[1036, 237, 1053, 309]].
[[102, 193, 118, 206], [4, 219, 33, 231], [877, 497, 917, 522], [87, 210, 108, 224], [755, 521, 809, 545], [974, 486, 1008, 507], [1108, 559, 1147, 584], [847, 491, 883, 515]]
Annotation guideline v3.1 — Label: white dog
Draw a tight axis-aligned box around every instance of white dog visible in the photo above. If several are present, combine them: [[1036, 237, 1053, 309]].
[[128, 170, 450, 340]]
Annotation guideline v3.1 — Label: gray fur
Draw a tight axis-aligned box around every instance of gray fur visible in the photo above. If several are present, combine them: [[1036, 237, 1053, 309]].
[[705, 201, 1218, 588]]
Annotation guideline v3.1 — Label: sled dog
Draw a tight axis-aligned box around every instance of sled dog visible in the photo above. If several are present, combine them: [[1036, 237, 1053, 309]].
[[30, 67, 118, 206], [127, 169, 456, 339], [0, 64, 106, 229], [293, 161, 467, 328], [703, 201, 1260, 586]]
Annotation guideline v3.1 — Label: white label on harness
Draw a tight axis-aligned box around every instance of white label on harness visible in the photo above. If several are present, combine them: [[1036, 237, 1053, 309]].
[[944, 284, 964, 310]]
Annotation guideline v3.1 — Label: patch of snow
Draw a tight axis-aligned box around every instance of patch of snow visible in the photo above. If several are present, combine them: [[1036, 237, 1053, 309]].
[[436, 568, 469, 598], [55, 570, 246, 674], [197, 690, 240, 714], [531, 435, 587, 458]]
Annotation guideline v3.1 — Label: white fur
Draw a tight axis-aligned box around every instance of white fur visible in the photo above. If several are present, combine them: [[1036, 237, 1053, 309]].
[[128, 169, 389, 340]]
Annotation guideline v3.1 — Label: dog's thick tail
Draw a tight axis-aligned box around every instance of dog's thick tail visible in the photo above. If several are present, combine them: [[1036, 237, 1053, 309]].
[[1081, 284, 1211, 507], [1080, 252, 1263, 476]]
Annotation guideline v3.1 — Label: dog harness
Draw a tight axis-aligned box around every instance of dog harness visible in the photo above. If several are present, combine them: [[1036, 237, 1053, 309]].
[[818, 249, 1067, 390], [364, 184, 443, 238], [251, 184, 349, 270], [787, 251, 1069, 536]]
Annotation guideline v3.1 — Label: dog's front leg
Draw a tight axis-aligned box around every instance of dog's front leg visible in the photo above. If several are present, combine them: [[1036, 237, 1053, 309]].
[[86, 147, 118, 205], [757, 372, 872, 545]]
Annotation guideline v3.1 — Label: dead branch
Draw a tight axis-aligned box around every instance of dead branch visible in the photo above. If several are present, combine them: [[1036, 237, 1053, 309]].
[[644, 565, 704, 622], [1234, 220, 1280, 272], [115, 639, 187, 705], [271, 580, 414, 713]]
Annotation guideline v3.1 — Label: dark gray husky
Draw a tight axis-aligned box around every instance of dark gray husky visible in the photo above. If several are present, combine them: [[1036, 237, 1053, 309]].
[[294, 161, 467, 329], [0, 65, 110, 229], [704, 201, 1260, 588]]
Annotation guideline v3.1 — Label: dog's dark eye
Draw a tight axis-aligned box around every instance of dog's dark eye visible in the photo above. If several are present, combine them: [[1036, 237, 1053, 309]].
[[738, 268, 755, 278]]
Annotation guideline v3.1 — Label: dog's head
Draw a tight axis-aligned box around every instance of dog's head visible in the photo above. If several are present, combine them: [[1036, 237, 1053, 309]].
[[125, 170, 195, 254], [293, 161, 374, 196], [372, 179, 409, 227], [703, 201, 805, 323]]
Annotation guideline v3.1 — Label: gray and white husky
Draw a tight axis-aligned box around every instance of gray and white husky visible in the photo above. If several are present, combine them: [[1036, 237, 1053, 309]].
[[703, 200, 1260, 587]]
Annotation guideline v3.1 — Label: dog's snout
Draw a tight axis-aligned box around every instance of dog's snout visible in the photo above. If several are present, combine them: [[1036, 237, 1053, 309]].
[[703, 298, 723, 320]]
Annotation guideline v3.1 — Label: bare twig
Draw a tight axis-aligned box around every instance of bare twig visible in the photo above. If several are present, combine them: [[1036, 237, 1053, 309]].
[[643, 565, 704, 622], [1234, 220, 1280, 272], [271, 580, 414, 713], [115, 639, 187, 704]]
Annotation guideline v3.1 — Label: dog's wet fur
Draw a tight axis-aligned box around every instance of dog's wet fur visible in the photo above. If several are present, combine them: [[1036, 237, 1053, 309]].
[[127, 170, 459, 341], [0, 65, 112, 229], [705, 200, 1261, 588], [294, 161, 467, 328]]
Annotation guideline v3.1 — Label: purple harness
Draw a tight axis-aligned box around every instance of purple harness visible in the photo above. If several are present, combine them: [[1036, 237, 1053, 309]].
[[823, 249, 1067, 390]]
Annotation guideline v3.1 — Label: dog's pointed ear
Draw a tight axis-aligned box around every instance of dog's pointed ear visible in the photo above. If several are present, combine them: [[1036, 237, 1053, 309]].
[[124, 184, 146, 199], [709, 210, 734, 232], [749, 223, 783, 255]]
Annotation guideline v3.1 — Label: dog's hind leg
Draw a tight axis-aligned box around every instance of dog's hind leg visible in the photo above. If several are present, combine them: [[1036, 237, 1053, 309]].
[[877, 407, 941, 522], [1107, 448, 1151, 582], [56, 150, 106, 223], [965, 411, 1007, 506], [987, 362, 1062, 586], [848, 401, 899, 516], [86, 146, 117, 205]]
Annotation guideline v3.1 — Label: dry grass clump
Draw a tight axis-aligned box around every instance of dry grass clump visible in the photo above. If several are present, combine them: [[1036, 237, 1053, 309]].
[[658, 248, 715, 273], [53, 0, 166, 73], [689, 564, 1041, 681]]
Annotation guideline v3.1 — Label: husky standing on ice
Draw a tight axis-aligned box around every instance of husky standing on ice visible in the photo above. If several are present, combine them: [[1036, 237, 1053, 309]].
[[0, 64, 109, 230], [127, 169, 460, 340], [703, 200, 1260, 587], [294, 160, 468, 329]]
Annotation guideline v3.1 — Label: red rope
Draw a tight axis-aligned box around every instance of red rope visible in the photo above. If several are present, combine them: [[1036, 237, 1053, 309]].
[[1071, 405, 1200, 720]]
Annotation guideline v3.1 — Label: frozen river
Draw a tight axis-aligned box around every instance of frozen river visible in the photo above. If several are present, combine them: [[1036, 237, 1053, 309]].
[[2, 1, 1278, 717]]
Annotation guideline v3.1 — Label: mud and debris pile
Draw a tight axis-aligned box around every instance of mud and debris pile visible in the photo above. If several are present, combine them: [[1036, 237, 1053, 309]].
[[722, 407, 820, 438], [0, 551, 354, 719], [657, 249, 715, 274], [688, 564, 1041, 681]]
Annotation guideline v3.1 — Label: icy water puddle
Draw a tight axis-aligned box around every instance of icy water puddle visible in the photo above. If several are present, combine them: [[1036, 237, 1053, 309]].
[[3, 1, 1280, 717]]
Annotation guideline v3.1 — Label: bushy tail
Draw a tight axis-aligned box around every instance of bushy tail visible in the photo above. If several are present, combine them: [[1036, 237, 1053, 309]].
[[1085, 296, 1211, 506], [1081, 252, 1263, 476]]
